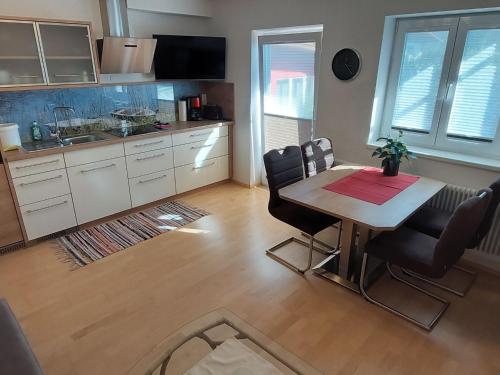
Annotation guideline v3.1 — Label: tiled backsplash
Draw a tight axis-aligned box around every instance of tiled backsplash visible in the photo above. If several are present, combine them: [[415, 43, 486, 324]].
[[0, 81, 200, 142]]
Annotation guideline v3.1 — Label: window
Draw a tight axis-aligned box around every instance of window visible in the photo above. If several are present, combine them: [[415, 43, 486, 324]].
[[380, 13, 500, 159]]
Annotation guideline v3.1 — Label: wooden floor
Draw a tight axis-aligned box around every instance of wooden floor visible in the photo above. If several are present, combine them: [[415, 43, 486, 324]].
[[0, 182, 499, 375]]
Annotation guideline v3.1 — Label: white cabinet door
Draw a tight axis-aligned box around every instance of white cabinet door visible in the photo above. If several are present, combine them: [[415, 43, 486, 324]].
[[173, 136, 228, 167], [64, 143, 124, 167], [175, 155, 229, 194], [126, 148, 174, 178], [129, 169, 176, 207], [13, 168, 70, 206], [172, 125, 228, 146], [20, 194, 76, 240], [9, 153, 65, 178], [67, 157, 131, 224], [124, 135, 172, 155]]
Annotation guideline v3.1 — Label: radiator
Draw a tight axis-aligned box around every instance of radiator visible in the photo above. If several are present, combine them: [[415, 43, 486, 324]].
[[426, 185, 500, 256]]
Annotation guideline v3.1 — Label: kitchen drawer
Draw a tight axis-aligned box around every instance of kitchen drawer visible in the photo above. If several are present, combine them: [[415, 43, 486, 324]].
[[124, 135, 172, 156], [20, 194, 76, 240], [9, 153, 65, 178], [13, 168, 70, 206], [126, 148, 174, 178], [67, 157, 131, 224], [129, 169, 176, 208], [175, 155, 229, 194], [172, 125, 228, 146], [64, 143, 124, 167], [173, 136, 228, 167]]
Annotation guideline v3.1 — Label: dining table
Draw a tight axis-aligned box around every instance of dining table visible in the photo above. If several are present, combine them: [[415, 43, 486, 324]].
[[278, 165, 447, 292]]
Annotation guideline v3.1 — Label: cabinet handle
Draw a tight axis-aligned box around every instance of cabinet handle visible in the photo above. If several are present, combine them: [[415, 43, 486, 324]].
[[133, 140, 164, 148], [190, 144, 214, 150], [15, 75, 41, 78], [189, 132, 212, 137], [25, 200, 68, 214], [19, 174, 63, 187], [15, 159, 59, 169], [138, 174, 168, 184], [80, 163, 116, 174], [192, 162, 215, 170], [53, 74, 81, 77], [135, 153, 165, 161]]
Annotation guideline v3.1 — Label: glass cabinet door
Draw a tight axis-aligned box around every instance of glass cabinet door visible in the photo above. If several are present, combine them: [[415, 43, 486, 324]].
[[37, 23, 97, 85], [0, 20, 46, 87]]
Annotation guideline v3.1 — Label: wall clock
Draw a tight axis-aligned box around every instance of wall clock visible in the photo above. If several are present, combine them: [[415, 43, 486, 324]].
[[332, 48, 361, 81]]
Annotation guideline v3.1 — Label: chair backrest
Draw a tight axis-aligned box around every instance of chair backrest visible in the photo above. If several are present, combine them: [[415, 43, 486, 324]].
[[434, 189, 492, 275], [469, 176, 500, 248], [263, 146, 304, 210], [301, 138, 335, 177]]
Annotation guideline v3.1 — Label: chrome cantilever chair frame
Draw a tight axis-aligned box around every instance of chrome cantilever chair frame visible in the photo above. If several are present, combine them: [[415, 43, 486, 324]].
[[266, 236, 339, 274], [359, 253, 450, 331], [400, 264, 476, 297]]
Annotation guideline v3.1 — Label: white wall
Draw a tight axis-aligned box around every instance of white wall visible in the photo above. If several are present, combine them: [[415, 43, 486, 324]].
[[209, 0, 500, 188], [128, 0, 213, 18]]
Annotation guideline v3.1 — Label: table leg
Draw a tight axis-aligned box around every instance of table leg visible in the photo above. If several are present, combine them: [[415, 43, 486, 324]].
[[339, 220, 356, 278], [312, 219, 360, 293]]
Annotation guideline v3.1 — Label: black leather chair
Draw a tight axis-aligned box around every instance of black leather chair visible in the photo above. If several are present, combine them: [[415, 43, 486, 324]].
[[263, 146, 340, 274], [0, 299, 44, 375], [405, 177, 500, 296], [359, 189, 492, 330], [300, 138, 341, 251], [300, 137, 335, 177]]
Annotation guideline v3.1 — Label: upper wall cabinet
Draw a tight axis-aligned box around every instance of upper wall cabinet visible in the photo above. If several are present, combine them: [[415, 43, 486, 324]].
[[0, 20, 46, 87], [37, 23, 97, 85], [0, 19, 98, 88]]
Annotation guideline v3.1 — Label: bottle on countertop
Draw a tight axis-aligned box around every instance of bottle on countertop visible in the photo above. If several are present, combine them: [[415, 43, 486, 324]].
[[30, 121, 43, 142]]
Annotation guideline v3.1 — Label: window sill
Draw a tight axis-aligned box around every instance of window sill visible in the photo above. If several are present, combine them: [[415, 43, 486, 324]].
[[366, 142, 500, 172]]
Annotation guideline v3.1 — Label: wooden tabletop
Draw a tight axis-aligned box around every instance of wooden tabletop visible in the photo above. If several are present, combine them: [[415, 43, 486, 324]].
[[279, 165, 446, 231]]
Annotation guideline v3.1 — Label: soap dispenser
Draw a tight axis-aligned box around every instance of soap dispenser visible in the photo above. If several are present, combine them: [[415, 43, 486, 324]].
[[30, 121, 43, 142]]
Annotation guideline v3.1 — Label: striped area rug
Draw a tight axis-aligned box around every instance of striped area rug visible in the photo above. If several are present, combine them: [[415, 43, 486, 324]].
[[56, 201, 209, 268]]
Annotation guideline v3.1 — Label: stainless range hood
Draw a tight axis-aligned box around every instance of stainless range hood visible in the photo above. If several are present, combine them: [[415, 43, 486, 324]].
[[98, 0, 157, 74]]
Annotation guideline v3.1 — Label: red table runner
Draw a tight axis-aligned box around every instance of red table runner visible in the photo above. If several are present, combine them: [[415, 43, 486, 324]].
[[323, 167, 420, 205]]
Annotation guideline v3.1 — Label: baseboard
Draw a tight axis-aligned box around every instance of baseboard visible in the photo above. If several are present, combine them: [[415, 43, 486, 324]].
[[462, 250, 500, 275], [231, 179, 256, 188]]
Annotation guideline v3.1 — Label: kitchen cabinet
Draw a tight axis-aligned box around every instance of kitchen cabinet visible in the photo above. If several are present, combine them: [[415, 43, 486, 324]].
[[0, 18, 98, 88], [20, 194, 76, 240], [175, 155, 229, 194], [0, 20, 46, 87], [0, 164, 23, 247], [67, 157, 131, 224], [129, 169, 176, 208], [126, 148, 174, 178], [37, 23, 97, 84]]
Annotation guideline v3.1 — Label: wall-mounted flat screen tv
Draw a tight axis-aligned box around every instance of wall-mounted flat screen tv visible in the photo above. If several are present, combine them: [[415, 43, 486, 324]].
[[153, 35, 226, 80]]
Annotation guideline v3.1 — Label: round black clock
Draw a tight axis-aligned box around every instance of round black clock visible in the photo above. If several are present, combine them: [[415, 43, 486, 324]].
[[332, 48, 361, 81]]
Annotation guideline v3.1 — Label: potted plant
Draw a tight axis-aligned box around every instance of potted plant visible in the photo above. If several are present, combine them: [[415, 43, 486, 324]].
[[372, 130, 415, 176]]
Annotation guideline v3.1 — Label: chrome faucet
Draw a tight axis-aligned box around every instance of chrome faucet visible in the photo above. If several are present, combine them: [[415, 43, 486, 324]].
[[52, 106, 75, 144]]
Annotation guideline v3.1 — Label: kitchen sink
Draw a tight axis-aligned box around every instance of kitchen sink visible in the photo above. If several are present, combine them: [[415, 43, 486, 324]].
[[22, 140, 63, 152], [61, 133, 107, 146], [22, 133, 108, 152]]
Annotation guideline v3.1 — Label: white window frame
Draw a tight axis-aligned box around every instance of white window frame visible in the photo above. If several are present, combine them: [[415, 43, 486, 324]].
[[378, 12, 500, 161]]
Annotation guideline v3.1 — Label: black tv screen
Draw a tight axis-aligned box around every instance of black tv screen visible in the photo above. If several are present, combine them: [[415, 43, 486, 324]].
[[153, 35, 226, 80]]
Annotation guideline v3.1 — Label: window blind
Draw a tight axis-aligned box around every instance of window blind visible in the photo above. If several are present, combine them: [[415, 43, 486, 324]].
[[447, 28, 500, 141], [262, 42, 315, 120], [391, 31, 448, 133]]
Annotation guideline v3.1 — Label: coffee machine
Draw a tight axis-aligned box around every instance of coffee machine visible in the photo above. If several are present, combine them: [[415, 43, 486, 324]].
[[185, 96, 203, 121]]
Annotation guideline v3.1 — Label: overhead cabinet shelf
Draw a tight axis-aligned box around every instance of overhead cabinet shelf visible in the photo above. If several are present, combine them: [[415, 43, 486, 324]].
[[0, 19, 98, 88]]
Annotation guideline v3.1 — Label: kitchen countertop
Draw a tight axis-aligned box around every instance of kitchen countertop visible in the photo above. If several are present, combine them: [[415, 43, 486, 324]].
[[2, 120, 233, 163]]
